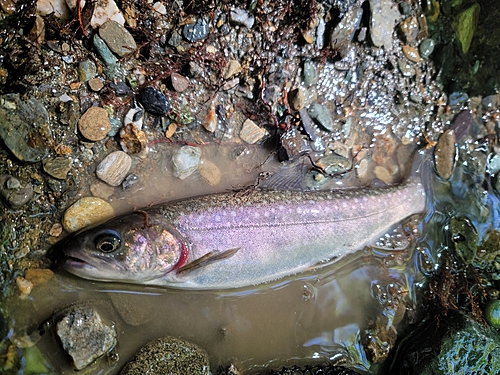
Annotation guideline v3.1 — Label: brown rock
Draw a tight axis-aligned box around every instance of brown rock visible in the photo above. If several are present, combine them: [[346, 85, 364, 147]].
[[88, 78, 104, 92], [402, 45, 421, 63], [120, 123, 147, 154], [199, 160, 221, 186], [224, 59, 242, 79], [240, 118, 265, 144], [78, 106, 111, 141], [96, 151, 132, 186], [43, 157, 72, 179], [63, 197, 114, 232], [98, 20, 137, 57], [170, 72, 189, 92], [434, 129, 456, 180], [24, 268, 54, 286]]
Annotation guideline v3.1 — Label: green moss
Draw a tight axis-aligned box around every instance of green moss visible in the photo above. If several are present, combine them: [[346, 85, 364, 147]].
[[453, 3, 480, 53]]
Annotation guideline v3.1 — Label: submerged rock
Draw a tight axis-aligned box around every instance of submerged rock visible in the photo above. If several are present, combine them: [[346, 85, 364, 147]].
[[96, 151, 132, 186], [56, 306, 116, 370], [140, 87, 171, 116], [120, 337, 210, 375], [0, 94, 51, 162], [62, 197, 114, 232], [434, 129, 456, 180], [0, 174, 33, 209], [265, 364, 363, 375], [172, 146, 201, 179]]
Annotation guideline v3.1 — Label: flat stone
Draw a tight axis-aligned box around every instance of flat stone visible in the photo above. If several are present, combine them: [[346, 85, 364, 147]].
[[434, 129, 456, 180], [90, 180, 116, 200], [96, 151, 132, 186], [172, 146, 201, 180], [63, 197, 114, 232], [78, 106, 111, 141], [369, 0, 400, 50], [402, 45, 421, 63], [42, 157, 72, 179], [307, 103, 335, 132], [224, 60, 242, 79], [182, 18, 209, 42], [330, 6, 363, 56], [120, 337, 210, 375], [99, 20, 137, 57], [78, 60, 97, 82], [57, 306, 116, 370], [199, 160, 221, 186], [317, 153, 352, 175], [229, 7, 254, 29], [0, 174, 33, 209], [240, 118, 266, 144], [88, 78, 104, 92], [0, 94, 51, 162], [170, 72, 189, 92]]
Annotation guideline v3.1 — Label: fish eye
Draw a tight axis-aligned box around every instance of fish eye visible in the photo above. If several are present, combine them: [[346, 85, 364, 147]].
[[94, 232, 121, 253]]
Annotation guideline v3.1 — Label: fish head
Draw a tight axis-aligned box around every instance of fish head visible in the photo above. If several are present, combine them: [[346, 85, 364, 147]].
[[60, 212, 187, 283]]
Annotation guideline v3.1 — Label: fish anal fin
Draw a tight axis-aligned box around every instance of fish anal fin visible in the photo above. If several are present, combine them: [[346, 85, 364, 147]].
[[177, 248, 240, 274]]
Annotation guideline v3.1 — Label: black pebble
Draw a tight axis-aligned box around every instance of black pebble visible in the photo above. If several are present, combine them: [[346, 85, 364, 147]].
[[182, 18, 209, 42], [110, 81, 131, 96], [139, 87, 171, 116]]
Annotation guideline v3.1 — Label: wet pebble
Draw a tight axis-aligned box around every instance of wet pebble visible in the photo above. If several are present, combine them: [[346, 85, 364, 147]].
[[223, 59, 242, 79], [139, 86, 171, 116], [88, 78, 104, 92], [99, 20, 137, 57], [57, 306, 116, 370], [78, 60, 97, 82], [96, 151, 132, 186], [299, 108, 318, 141], [42, 157, 72, 179], [183, 18, 209, 42], [229, 7, 254, 29], [63, 197, 114, 232], [24, 268, 54, 286], [450, 110, 473, 143], [170, 72, 189, 93], [122, 174, 139, 191], [399, 16, 419, 43], [307, 103, 335, 132], [369, 0, 400, 50], [93, 34, 119, 66], [280, 128, 311, 160], [316, 153, 352, 175], [0, 174, 33, 209], [110, 81, 131, 96], [402, 45, 421, 63], [434, 129, 456, 180], [330, 6, 363, 56], [0, 94, 50, 162], [172, 146, 201, 179], [302, 59, 318, 86], [240, 118, 266, 144], [78, 106, 111, 141], [199, 160, 221, 186], [120, 337, 210, 375], [419, 38, 435, 58]]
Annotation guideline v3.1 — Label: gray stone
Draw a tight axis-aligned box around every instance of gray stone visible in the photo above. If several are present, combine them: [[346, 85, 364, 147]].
[[42, 157, 72, 180], [330, 6, 363, 56], [280, 128, 310, 160], [0, 175, 33, 209], [316, 153, 352, 175], [78, 60, 97, 82], [99, 20, 137, 57], [307, 103, 335, 132], [369, 0, 400, 50], [418, 39, 435, 58], [172, 146, 201, 179], [96, 151, 132, 186], [303, 59, 318, 86], [0, 94, 51, 162], [120, 337, 210, 375], [57, 306, 116, 370], [182, 18, 209, 42], [93, 34, 119, 66], [299, 108, 319, 141], [168, 30, 181, 47], [229, 8, 254, 29]]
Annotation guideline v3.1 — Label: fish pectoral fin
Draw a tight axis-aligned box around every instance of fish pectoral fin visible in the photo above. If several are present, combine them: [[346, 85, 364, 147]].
[[177, 248, 240, 274]]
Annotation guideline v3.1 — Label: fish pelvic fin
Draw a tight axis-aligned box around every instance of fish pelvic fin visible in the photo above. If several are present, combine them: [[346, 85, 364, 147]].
[[176, 247, 240, 274]]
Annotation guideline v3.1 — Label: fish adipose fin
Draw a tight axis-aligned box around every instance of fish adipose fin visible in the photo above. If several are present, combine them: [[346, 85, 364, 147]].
[[177, 248, 240, 274]]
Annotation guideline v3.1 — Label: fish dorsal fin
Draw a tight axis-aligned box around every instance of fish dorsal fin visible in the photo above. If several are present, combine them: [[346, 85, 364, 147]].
[[177, 248, 240, 274], [258, 159, 311, 191]]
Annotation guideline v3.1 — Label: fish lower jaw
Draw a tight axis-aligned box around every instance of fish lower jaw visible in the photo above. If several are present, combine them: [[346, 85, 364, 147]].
[[63, 256, 96, 272]]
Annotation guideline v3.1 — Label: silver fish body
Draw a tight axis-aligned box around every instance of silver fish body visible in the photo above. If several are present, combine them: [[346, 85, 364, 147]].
[[62, 181, 426, 289]]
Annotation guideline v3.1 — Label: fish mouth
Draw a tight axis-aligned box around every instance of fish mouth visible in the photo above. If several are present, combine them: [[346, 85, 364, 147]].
[[63, 254, 97, 271]]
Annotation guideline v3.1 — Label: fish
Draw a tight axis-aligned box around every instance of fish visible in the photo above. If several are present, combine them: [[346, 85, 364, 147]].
[[58, 173, 426, 290]]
